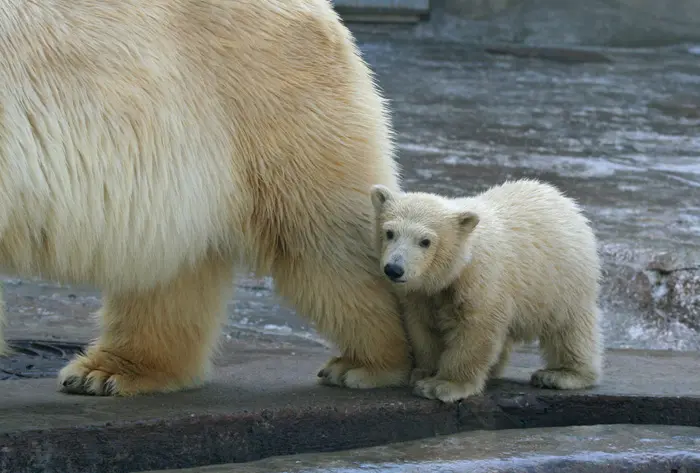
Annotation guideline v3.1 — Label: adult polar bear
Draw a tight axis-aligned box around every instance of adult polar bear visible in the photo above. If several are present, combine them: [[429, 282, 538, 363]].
[[0, 0, 412, 395]]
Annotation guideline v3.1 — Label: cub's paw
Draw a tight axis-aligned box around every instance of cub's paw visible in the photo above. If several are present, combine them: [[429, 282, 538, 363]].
[[413, 376, 483, 403], [409, 368, 434, 386], [530, 368, 598, 390], [58, 348, 198, 396], [317, 356, 409, 389]]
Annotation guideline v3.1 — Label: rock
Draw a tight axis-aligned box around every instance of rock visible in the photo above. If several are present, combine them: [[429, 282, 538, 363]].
[[601, 245, 700, 330], [421, 0, 700, 47]]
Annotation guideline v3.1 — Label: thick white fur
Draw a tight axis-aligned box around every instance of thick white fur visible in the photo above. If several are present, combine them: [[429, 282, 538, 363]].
[[0, 0, 412, 395], [371, 179, 604, 403]]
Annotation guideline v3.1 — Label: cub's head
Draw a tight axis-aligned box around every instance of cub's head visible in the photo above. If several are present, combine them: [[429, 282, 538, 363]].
[[370, 185, 479, 293]]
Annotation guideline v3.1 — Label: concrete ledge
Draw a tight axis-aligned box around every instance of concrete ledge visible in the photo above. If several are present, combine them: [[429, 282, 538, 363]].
[[146, 424, 700, 473], [1, 339, 700, 473], [331, 0, 431, 23], [404, 0, 700, 47]]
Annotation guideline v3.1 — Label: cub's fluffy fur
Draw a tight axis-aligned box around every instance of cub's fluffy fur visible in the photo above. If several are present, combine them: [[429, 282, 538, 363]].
[[0, 0, 412, 395], [371, 179, 603, 403]]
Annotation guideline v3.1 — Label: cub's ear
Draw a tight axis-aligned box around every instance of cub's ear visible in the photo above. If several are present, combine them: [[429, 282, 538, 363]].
[[370, 185, 394, 213], [456, 210, 479, 233]]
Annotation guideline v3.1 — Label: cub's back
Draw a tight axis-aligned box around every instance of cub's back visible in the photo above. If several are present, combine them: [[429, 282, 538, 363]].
[[465, 179, 600, 320]]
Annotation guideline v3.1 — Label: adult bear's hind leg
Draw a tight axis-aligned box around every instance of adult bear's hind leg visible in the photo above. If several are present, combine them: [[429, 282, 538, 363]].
[[273, 259, 412, 390]]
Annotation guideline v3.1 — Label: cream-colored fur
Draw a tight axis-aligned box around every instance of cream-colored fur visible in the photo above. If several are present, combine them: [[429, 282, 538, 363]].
[[371, 179, 603, 403], [0, 0, 412, 396]]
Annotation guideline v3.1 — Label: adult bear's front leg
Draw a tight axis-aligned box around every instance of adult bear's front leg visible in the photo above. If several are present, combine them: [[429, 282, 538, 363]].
[[58, 254, 234, 396], [314, 284, 412, 389]]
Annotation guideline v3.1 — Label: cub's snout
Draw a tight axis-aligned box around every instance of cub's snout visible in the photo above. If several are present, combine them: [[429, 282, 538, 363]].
[[383, 263, 405, 282]]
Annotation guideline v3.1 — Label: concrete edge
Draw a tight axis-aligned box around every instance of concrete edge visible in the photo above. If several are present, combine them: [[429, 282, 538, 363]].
[[3, 392, 700, 473], [331, 1, 431, 23], [151, 451, 700, 473], [338, 12, 428, 24], [144, 424, 700, 473]]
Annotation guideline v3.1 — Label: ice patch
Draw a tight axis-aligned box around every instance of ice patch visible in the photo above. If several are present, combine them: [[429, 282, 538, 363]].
[[398, 142, 444, 155], [262, 324, 293, 335]]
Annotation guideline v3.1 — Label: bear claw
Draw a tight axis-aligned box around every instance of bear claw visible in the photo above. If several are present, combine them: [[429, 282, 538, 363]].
[[316, 356, 350, 387], [317, 356, 410, 389], [58, 362, 122, 396], [56, 348, 191, 397]]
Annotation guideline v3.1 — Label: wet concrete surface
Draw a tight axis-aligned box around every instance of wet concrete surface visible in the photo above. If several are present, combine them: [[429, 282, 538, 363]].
[[364, 39, 700, 256], [145, 424, 700, 473], [2, 337, 700, 473], [2, 29, 700, 362], [0, 340, 84, 380]]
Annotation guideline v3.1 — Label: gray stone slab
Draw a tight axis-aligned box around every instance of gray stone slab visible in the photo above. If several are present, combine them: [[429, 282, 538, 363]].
[[331, 0, 429, 12], [1, 339, 699, 473], [425, 0, 700, 46], [144, 424, 700, 473], [330, 0, 430, 23]]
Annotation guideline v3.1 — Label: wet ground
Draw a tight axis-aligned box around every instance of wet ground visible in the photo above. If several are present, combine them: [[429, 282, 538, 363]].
[[371, 37, 700, 252], [2, 31, 700, 355]]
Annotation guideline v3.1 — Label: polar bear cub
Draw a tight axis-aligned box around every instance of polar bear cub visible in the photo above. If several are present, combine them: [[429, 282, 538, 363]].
[[370, 179, 603, 403]]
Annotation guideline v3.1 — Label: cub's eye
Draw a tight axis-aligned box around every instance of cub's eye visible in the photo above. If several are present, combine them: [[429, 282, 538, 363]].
[[420, 239, 431, 248], [386, 230, 395, 240]]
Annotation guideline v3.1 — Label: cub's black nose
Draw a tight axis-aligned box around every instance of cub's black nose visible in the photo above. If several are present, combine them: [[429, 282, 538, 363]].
[[383, 263, 405, 280]]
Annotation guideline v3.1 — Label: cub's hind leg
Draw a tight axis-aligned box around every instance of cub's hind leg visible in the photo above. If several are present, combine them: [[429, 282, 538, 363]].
[[531, 307, 603, 390]]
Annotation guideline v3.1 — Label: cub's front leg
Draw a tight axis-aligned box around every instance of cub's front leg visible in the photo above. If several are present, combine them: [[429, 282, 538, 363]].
[[414, 308, 508, 403], [401, 294, 442, 385]]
